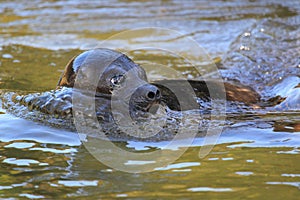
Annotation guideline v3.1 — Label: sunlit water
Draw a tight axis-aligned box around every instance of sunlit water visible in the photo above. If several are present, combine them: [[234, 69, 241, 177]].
[[0, 1, 300, 199]]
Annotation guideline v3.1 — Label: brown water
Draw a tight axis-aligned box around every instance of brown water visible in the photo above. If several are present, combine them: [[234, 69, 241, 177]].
[[0, 1, 300, 199]]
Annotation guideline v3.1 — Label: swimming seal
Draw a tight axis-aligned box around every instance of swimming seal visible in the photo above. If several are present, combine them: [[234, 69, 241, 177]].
[[57, 48, 260, 113], [1, 48, 261, 136], [0, 48, 264, 141]]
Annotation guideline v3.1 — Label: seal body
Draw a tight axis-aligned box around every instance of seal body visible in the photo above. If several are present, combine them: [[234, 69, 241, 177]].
[[57, 48, 260, 114], [1, 48, 261, 128], [0, 48, 263, 140]]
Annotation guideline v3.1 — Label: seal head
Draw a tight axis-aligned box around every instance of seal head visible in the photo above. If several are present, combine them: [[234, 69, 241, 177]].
[[57, 48, 161, 119]]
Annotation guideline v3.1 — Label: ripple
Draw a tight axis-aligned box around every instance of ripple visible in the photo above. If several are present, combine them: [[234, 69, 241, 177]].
[[281, 174, 300, 177], [2, 53, 13, 59], [0, 113, 81, 146], [154, 162, 200, 171], [57, 180, 98, 187], [266, 182, 300, 189], [277, 149, 300, 154], [3, 158, 41, 166], [19, 194, 45, 199], [124, 160, 156, 166], [29, 147, 77, 154], [0, 182, 26, 190], [235, 171, 254, 176], [4, 142, 35, 149], [187, 187, 233, 192]]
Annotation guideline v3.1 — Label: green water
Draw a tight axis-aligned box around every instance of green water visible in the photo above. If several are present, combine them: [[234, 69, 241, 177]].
[[0, 1, 299, 199]]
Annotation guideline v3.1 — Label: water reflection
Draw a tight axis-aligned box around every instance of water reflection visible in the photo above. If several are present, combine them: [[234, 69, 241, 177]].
[[2, 138, 299, 198]]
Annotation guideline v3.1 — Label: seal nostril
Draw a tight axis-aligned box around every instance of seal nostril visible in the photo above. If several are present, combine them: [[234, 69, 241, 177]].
[[156, 90, 161, 99], [147, 91, 155, 100]]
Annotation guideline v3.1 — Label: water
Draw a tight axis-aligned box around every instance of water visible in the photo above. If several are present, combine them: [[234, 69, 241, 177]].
[[0, 0, 300, 199]]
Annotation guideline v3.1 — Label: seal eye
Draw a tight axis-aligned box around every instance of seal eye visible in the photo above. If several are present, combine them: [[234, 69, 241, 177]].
[[110, 75, 125, 87]]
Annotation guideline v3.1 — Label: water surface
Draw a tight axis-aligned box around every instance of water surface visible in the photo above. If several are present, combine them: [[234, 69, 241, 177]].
[[0, 1, 300, 199]]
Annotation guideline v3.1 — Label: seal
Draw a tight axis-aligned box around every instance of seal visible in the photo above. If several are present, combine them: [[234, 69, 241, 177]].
[[1, 48, 261, 135], [0, 48, 264, 141], [57, 48, 260, 113]]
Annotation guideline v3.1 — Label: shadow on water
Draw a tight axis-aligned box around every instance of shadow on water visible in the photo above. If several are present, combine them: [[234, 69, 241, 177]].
[[0, 0, 300, 199]]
